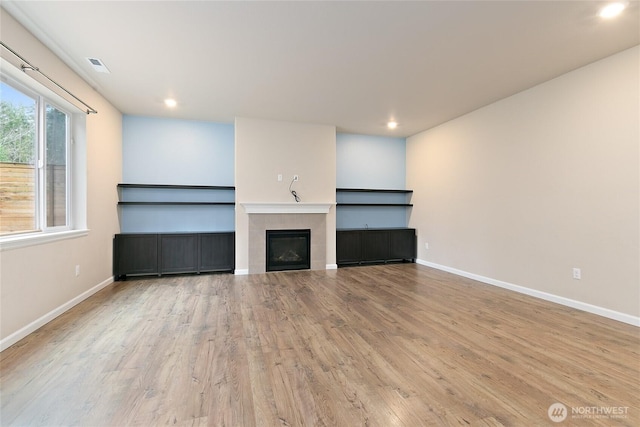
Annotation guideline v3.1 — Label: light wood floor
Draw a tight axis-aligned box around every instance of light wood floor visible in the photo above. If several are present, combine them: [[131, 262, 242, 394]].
[[1, 264, 638, 426]]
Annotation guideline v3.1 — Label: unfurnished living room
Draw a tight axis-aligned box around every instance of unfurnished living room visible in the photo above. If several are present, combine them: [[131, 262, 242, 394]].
[[0, 1, 638, 426]]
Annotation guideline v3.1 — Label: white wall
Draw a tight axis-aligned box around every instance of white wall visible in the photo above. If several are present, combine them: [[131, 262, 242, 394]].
[[0, 10, 122, 347], [407, 46, 639, 321], [234, 117, 336, 272]]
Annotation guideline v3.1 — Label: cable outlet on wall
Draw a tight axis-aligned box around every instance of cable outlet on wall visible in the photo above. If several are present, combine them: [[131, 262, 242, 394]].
[[572, 267, 581, 280], [277, 174, 282, 182], [75, 265, 80, 277], [293, 175, 299, 181], [425, 242, 429, 250]]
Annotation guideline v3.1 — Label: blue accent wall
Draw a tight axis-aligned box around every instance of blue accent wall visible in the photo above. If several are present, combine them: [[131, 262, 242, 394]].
[[123, 115, 234, 185], [336, 133, 409, 229], [336, 133, 406, 189], [120, 121, 409, 232], [121, 115, 235, 232]]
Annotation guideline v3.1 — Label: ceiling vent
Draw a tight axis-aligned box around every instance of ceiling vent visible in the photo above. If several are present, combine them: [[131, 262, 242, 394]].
[[86, 57, 110, 74]]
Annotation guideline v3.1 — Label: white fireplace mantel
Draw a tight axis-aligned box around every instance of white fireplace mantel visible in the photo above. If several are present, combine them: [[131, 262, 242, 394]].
[[241, 202, 334, 214]]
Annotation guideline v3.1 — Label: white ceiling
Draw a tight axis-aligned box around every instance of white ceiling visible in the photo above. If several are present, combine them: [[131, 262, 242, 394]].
[[2, 1, 639, 137]]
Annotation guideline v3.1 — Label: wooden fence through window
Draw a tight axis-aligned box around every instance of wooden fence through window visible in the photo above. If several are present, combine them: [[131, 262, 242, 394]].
[[1, 163, 35, 233]]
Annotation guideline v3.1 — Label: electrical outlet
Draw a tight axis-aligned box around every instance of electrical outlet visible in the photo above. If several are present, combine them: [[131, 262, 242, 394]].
[[277, 174, 282, 182], [572, 268, 581, 280], [293, 175, 299, 181], [75, 265, 80, 277], [425, 242, 429, 249]]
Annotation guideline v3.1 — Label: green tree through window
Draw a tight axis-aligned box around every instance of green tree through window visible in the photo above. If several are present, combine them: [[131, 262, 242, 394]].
[[0, 100, 36, 164]]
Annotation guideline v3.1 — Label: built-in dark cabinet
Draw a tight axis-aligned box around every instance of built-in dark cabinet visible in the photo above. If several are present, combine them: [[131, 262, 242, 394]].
[[199, 232, 236, 272], [389, 228, 417, 260], [335, 230, 362, 264], [336, 228, 416, 266], [114, 183, 236, 280], [113, 234, 158, 276], [335, 187, 416, 266], [361, 230, 390, 262], [160, 234, 199, 274], [113, 232, 235, 280]]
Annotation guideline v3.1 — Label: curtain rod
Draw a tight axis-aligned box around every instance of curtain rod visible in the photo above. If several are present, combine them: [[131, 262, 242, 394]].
[[0, 41, 98, 115]]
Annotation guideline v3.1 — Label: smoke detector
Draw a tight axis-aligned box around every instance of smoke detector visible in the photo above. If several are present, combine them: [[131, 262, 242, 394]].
[[86, 57, 110, 74]]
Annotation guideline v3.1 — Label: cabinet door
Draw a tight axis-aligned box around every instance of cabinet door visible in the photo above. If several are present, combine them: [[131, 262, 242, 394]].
[[336, 230, 362, 265], [361, 230, 390, 262], [389, 229, 416, 261], [114, 234, 158, 277], [159, 234, 198, 274], [200, 232, 235, 272]]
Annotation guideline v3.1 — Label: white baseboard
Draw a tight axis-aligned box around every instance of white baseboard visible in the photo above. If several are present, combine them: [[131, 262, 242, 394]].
[[416, 259, 640, 327], [326, 264, 338, 270], [0, 276, 114, 352]]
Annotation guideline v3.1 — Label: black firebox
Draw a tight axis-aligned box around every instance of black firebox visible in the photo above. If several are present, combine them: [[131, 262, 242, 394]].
[[266, 229, 311, 272]]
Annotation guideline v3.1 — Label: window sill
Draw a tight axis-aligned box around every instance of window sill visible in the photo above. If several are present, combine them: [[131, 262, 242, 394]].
[[0, 229, 89, 251]]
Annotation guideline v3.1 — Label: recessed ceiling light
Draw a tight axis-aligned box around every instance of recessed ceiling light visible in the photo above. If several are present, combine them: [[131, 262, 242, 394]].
[[387, 121, 398, 129], [599, 2, 627, 19], [164, 98, 177, 108]]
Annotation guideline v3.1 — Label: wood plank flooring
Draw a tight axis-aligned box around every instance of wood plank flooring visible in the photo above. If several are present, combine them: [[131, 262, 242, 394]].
[[1, 264, 638, 426]]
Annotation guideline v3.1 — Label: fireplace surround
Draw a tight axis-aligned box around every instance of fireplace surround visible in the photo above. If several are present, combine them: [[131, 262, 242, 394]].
[[245, 207, 330, 274]]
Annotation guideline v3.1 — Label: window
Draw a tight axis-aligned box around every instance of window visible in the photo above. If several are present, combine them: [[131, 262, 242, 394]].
[[1, 79, 71, 236], [45, 103, 69, 228]]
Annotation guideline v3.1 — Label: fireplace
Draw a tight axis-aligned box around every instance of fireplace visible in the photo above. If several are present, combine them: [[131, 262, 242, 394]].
[[266, 229, 311, 272], [245, 210, 328, 274]]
